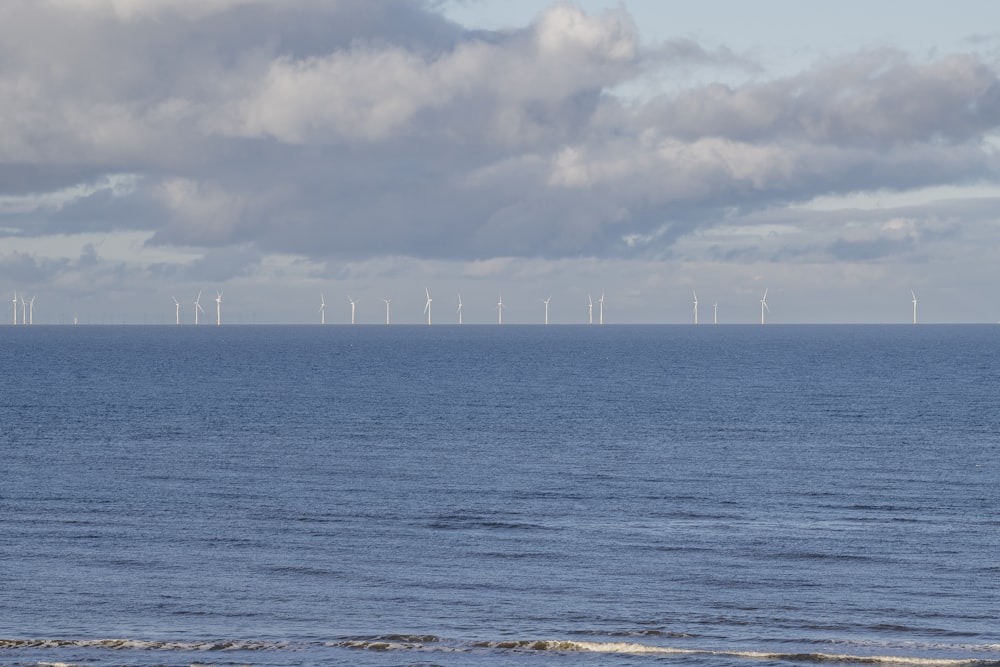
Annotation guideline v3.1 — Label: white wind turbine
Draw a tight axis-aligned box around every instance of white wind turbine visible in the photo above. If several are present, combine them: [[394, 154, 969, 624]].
[[693, 290, 699, 325], [542, 296, 551, 325], [173, 296, 181, 325], [457, 293, 463, 325], [194, 291, 204, 325], [20, 295, 26, 326], [215, 290, 223, 326], [497, 292, 504, 325], [11, 292, 17, 325], [598, 291, 605, 325], [911, 290, 917, 325], [28, 296, 35, 325], [760, 288, 769, 325], [384, 298, 391, 325], [424, 288, 432, 325], [713, 301, 718, 325], [319, 293, 326, 325], [348, 296, 356, 325], [587, 294, 593, 325]]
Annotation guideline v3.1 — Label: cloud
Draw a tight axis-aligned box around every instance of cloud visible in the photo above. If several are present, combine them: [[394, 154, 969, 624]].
[[219, 2, 638, 145], [1, 0, 999, 319]]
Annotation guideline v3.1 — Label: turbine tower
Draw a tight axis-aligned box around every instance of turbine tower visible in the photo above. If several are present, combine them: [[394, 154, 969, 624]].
[[319, 294, 326, 325], [457, 294, 463, 325], [587, 294, 593, 325], [215, 290, 223, 326], [20, 295, 26, 326], [194, 291, 204, 325], [760, 288, 769, 325], [173, 297, 181, 325], [713, 301, 718, 325], [28, 296, 35, 325], [911, 290, 917, 325], [424, 288, 432, 325], [11, 292, 17, 325], [542, 296, 551, 325], [598, 291, 605, 325], [693, 290, 699, 325], [348, 296, 356, 325], [384, 298, 391, 325], [497, 292, 504, 325]]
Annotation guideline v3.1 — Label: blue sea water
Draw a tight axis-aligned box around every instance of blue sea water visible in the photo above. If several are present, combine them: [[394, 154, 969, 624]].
[[1, 324, 998, 667]]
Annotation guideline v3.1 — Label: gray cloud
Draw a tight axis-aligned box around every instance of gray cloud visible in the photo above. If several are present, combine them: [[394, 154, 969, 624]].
[[1, 0, 999, 297]]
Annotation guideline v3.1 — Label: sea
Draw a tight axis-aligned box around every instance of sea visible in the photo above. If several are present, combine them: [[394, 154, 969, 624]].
[[2, 324, 998, 667]]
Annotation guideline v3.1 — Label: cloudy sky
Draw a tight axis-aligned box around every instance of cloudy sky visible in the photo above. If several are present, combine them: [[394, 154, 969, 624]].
[[3, 0, 999, 324]]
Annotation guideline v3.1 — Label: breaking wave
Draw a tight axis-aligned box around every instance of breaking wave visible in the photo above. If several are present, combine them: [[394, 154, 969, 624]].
[[3, 636, 999, 665]]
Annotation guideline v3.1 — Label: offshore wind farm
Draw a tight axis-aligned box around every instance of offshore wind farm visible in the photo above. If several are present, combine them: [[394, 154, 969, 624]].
[[3, 286, 956, 326]]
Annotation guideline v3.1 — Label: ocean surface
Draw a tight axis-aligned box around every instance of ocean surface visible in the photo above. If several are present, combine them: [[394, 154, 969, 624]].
[[2, 324, 998, 667]]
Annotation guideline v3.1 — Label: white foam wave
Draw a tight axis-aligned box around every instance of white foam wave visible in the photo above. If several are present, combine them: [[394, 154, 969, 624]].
[[4, 636, 998, 665], [476, 639, 1000, 665]]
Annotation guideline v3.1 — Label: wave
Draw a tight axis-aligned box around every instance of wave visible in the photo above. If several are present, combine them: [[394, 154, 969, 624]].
[[0, 638, 281, 651], [470, 640, 1000, 664], [3, 636, 999, 665]]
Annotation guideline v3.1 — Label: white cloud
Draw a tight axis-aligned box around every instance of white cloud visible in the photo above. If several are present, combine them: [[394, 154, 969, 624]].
[[2, 0, 1000, 322]]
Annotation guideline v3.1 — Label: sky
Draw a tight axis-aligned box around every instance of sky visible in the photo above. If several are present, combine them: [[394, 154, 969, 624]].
[[2, 0, 1000, 324]]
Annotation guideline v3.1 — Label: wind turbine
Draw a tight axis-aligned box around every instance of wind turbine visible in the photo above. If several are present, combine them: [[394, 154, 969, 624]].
[[598, 291, 605, 325], [11, 292, 17, 325], [20, 295, 26, 326], [587, 294, 593, 325], [28, 296, 35, 325], [348, 296, 356, 325], [215, 290, 223, 326], [173, 297, 181, 325], [760, 288, 769, 325], [497, 292, 504, 325], [319, 293, 326, 325], [457, 294, 463, 325], [384, 298, 391, 325], [424, 288, 432, 325], [911, 290, 917, 325], [693, 290, 699, 325], [542, 296, 551, 325], [713, 301, 718, 325], [194, 291, 204, 325]]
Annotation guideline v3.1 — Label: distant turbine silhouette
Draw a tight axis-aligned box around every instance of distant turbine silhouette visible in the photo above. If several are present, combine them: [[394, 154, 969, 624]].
[[497, 292, 504, 325], [713, 301, 718, 325], [11, 292, 17, 325], [28, 295, 35, 325], [319, 293, 326, 325], [911, 290, 917, 325], [542, 296, 551, 325], [348, 296, 356, 325], [760, 288, 769, 325], [587, 294, 593, 325], [598, 291, 605, 325], [20, 295, 26, 326], [424, 288, 432, 325], [194, 290, 204, 325], [693, 290, 698, 325], [173, 296, 180, 325], [215, 290, 223, 326], [384, 298, 391, 325], [457, 293, 463, 325]]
